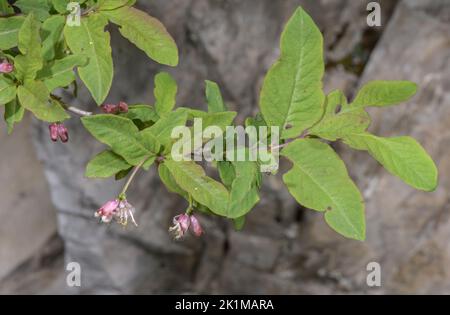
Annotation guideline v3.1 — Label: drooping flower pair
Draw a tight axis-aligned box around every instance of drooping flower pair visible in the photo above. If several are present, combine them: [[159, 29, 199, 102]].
[[169, 213, 204, 240], [0, 61, 13, 73], [95, 198, 138, 227], [101, 101, 128, 114], [49, 123, 69, 143]]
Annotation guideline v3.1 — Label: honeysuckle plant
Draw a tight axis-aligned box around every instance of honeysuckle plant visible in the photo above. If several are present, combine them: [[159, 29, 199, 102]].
[[0, 1, 438, 241]]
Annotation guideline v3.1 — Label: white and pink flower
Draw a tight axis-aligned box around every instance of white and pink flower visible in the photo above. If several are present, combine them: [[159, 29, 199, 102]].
[[95, 198, 137, 226], [169, 214, 204, 240]]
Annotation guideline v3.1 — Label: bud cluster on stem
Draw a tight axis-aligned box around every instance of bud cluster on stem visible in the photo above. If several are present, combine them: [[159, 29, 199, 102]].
[[49, 123, 69, 143], [101, 101, 129, 114]]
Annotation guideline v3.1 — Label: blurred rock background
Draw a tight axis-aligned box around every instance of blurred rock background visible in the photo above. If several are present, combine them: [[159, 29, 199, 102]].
[[1, 0, 449, 294]]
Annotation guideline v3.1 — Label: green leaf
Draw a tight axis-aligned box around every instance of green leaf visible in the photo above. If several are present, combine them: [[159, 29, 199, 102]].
[[17, 81, 69, 122], [0, 78, 16, 105], [282, 139, 365, 240], [0, 16, 25, 50], [140, 109, 187, 151], [343, 133, 438, 191], [64, 13, 113, 104], [142, 156, 156, 171], [154, 72, 177, 116], [37, 55, 88, 91], [102, 6, 178, 66], [15, 13, 43, 82], [158, 163, 189, 200], [98, 0, 130, 11], [41, 15, 65, 61], [164, 159, 230, 217], [121, 104, 159, 123], [227, 161, 260, 218], [350, 80, 417, 108], [51, 0, 88, 14], [245, 112, 267, 129], [205, 80, 227, 113], [309, 90, 370, 141], [179, 107, 236, 131], [4, 98, 24, 134], [217, 161, 235, 189], [81, 115, 152, 165], [0, 0, 15, 15], [14, 0, 50, 21], [233, 216, 246, 231], [259, 7, 325, 140], [139, 130, 160, 157], [174, 108, 236, 156], [85, 150, 131, 178], [115, 167, 132, 180]]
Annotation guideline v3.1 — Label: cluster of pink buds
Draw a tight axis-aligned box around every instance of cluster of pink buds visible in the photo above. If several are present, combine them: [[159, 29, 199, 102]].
[[49, 123, 69, 143], [95, 198, 137, 227], [169, 213, 204, 240], [0, 60, 13, 73], [101, 101, 128, 114]]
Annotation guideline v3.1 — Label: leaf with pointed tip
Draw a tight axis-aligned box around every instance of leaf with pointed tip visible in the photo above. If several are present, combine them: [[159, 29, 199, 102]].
[[154, 72, 177, 116], [282, 139, 365, 240], [64, 14, 113, 104], [233, 216, 246, 231], [41, 15, 65, 61], [350, 80, 417, 108], [0, 16, 25, 50], [205, 80, 227, 113], [85, 150, 131, 178], [81, 115, 151, 165], [259, 7, 324, 140], [164, 159, 230, 217], [0, 78, 16, 105], [102, 6, 178, 66], [4, 98, 24, 134], [343, 133, 438, 191]]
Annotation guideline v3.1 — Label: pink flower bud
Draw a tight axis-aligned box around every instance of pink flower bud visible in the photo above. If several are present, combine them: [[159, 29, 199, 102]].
[[190, 215, 203, 237], [0, 61, 13, 73], [118, 101, 128, 113], [57, 124, 69, 143], [101, 104, 119, 114], [49, 123, 59, 142], [95, 199, 119, 223]]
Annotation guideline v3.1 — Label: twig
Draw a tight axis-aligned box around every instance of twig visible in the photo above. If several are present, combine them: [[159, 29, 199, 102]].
[[50, 94, 93, 117], [270, 130, 309, 151], [66, 106, 93, 117], [120, 155, 153, 196]]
